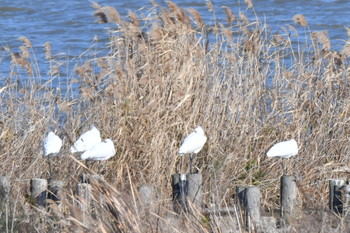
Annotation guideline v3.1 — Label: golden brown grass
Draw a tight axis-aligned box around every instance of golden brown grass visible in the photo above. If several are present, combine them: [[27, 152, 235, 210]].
[[1, 2, 350, 232]]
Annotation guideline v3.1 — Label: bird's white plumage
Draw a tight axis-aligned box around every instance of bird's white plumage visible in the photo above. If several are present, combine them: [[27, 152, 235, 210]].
[[178, 126, 207, 155], [70, 126, 101, 153], [267, 139, 298, 159], [43, 131, 62, 157], [80, 139, 116, 161]]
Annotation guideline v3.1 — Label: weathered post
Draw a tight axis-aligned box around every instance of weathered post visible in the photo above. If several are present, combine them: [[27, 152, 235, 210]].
[[236, 186, 248, 209], [30, 178, 48, 207], [280, 175, 297, 221], [236, 185, 248, 228], [172, 174, 188, 214], [244, 186, 261, 232], [77, 183, 92, 227], [139, 186, 155, 211], [48, 180, 63, 206], [77, 183, 92, 209], [342, 183, 350, 218], [80, 174, 89, 184], [329, 179, 345, 215], [0, 176, 10, 204], [186, 173, 202, 211], [0, 176, 11, 232]]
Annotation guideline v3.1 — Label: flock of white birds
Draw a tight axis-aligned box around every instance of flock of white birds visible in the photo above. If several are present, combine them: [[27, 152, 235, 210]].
[[43, 125, 298, 173], [43, 126, 116, 162]]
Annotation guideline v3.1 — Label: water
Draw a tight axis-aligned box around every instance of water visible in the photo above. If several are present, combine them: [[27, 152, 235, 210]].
[[0, 0, 349, 86]]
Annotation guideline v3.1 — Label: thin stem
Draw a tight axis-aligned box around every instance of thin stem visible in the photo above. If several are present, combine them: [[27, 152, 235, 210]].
[[48, 155, 52, 178], [190, 153, 193, 174]]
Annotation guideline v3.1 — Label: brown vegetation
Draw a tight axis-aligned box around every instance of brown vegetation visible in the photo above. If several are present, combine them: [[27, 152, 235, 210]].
[[1, 1, 350, 232]]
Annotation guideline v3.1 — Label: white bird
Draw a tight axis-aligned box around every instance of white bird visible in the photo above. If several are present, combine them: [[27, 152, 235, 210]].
[[267, 139, 298, 158], [178, 126, 207, 173], [267, 139, 298, 174], [43, 131, 62, 157], [70, 126, 101, 153], [80, 139, 116, 161], [43, 131, 63, 176]]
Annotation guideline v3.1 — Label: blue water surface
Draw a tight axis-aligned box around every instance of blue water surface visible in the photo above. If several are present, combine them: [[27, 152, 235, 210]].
[[0, 0, 349, 89]]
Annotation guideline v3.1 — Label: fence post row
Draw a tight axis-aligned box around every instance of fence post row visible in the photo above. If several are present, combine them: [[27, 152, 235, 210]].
[[6, 173, 350, 230]]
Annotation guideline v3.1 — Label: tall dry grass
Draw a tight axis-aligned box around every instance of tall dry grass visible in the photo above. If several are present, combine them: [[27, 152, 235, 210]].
[[1, 1, 350, 232]]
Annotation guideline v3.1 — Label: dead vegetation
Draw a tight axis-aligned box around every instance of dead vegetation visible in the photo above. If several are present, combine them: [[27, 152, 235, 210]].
[[1, 1, 350, 232]]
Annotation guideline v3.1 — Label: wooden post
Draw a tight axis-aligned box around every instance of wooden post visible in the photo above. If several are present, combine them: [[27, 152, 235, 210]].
[[77, 183, 92, 227], [342, 183, 350, 218], [172, 174, 188, 214], [186, 173, 202, 211], [139, 186, 154, 207], [0, 176, 10, 233], [139, 185, 155, 215], [280, 175, 297, 219], [80, 174, 89, 184], [30, 178, 48, 207], [236, 186, 248, 209], [77, 183, 92, 208], [48, 180, 63, 206], [0, 176, 10, 203], [244, 186, 261, 231], [329, 179, 345, 215], [236, 185, 248, 228]]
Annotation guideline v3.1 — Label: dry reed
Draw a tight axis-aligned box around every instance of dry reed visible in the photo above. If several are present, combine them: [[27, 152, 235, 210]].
[[1, 2, 350, 232], [293, 14, 308, 27]]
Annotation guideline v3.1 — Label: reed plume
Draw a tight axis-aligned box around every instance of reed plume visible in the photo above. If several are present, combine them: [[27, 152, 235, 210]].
[[345, 26, 350, 38], [18, 36, 32, 48], [44, 42, 52, 60], [239, 12, 250, 24], [19, 46, 30, 59], [187, 8, 204, 28], [206, 0, 214, 12], [222, 6, 236, 25], [94, 6, 123, 24], [10, 52, 32, 75], [166, 1, 180, 13], [341, 41, 350, 57], [293, 14, 308, 26], [245, 0, 254, 9], [128, 11, 141, 27], [312, 31, 331, 50]]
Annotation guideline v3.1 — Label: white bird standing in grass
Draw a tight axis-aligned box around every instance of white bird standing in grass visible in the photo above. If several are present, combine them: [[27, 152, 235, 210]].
[[267, 139, 298, 174], [70, 126, 101, 153], [178, 126, 207, 174], [80, 139, 116, 161], [43, 131, 63, 176]]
